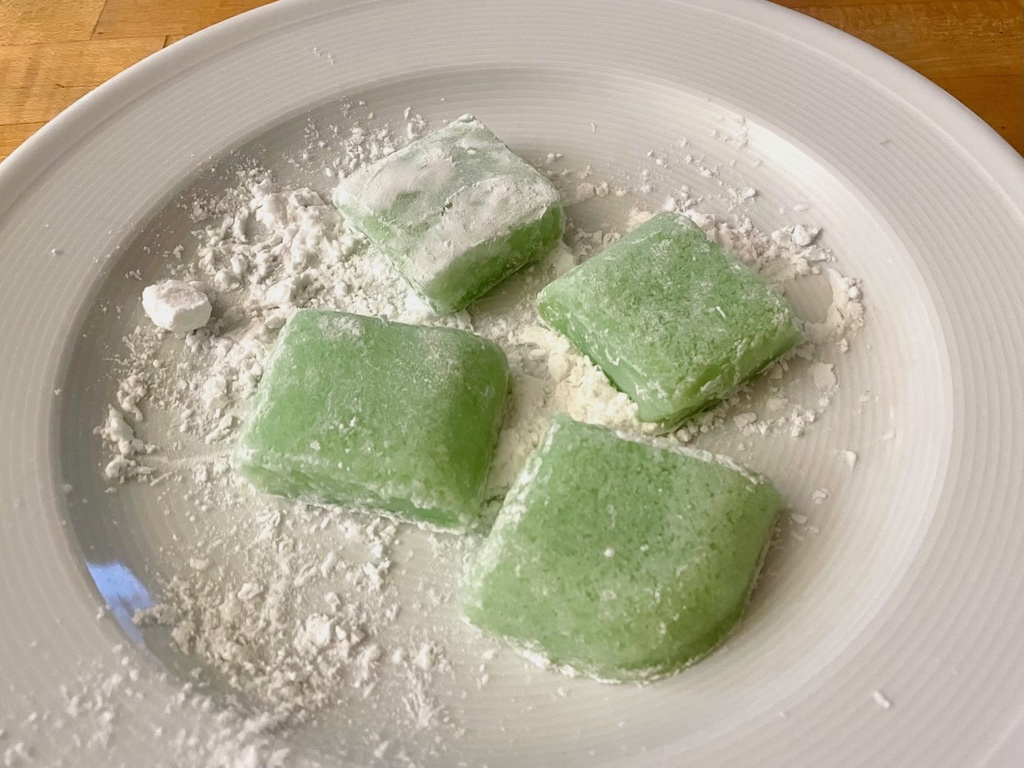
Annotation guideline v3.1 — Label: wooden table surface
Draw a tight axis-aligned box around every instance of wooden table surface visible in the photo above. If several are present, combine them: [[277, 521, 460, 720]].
[[1, 0, 1021, 162]]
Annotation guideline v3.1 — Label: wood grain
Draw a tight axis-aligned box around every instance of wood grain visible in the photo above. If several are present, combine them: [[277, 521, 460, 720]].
[[931, 73, 1024, 148], [0, 0, 1021, 164], [92, 0, 276, 39], [0, 85, 93, 125], [0, 0, 106, 45], [0, 37, 165, 88], [0, 122, 46, 159], [788, 2, 1022, 79]]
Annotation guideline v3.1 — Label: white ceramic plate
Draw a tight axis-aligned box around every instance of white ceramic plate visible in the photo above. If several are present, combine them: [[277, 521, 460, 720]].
[[1, 1, 1022, 765]]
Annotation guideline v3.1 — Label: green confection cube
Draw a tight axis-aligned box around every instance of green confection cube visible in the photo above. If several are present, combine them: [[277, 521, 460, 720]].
[[537, 211, 803, 430], [463, 414, 782, 682], [233, 309, 509, 531], [333, 115, 564, 314]]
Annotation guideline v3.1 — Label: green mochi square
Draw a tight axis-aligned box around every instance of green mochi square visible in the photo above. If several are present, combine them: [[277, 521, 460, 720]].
[[462, 414, 782, 681], [537, 211, 802, 430], [333, 115, 564, 314], [233, 309, 509, 531]]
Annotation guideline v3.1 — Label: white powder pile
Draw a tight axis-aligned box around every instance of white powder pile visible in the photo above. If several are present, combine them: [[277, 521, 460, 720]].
[[134, 510, 403, 721], [82, 106, 866, 762]]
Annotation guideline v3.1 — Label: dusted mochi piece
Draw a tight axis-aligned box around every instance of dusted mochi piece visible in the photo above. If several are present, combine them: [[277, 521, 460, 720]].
[[333, 115, 564, 314], [537, 211, 802, 430], [462, 414, 782, 682], [234, 309, 509, 531]]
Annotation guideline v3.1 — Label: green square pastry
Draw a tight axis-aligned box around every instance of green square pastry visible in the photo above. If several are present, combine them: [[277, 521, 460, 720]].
[[462, 414, 782, 681], [333, 115, 564, 314], [537, 211, 802, 430], [234, 309, 509, 531]]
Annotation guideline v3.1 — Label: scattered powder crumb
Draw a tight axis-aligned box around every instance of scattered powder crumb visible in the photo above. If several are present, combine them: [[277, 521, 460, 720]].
[[94, 405, 156, 482], [0, 651, 302, 767], [872, 690, 893, 710], [805, 269, 865, 346], [812, 488, 831, 504], [810, 362, 837, 392]]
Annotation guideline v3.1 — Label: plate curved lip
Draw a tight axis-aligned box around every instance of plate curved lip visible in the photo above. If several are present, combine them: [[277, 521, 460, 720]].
[[731, 0, 1024, 201], [0, 1, 1022, 766], [0, 0, 1021, 211]]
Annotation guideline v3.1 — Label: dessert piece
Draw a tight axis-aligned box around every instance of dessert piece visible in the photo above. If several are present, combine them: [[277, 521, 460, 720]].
[[537, 211, 802, 430], [463, 414, 782, 681], [334, 115, 564, 314], [234, 309, 509, 530]]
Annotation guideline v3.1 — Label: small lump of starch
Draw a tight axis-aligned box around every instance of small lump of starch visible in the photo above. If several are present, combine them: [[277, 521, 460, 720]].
[[333, 114, 564, 314], [141, 279, 212, 334], [462, 414, 783, 682], [233, 309, 509, 531], [537, 211, 802, 431]]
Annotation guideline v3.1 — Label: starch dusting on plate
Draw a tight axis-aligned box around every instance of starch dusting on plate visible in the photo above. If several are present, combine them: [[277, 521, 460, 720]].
[[80, 106, 866, 763]]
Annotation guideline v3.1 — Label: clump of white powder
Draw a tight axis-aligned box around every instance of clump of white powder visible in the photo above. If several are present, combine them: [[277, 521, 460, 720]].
[[135, 509, 404, 722], [141, 279, 212, 334], [79, 105, 866, 763], [94, 404, 156, 481]]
